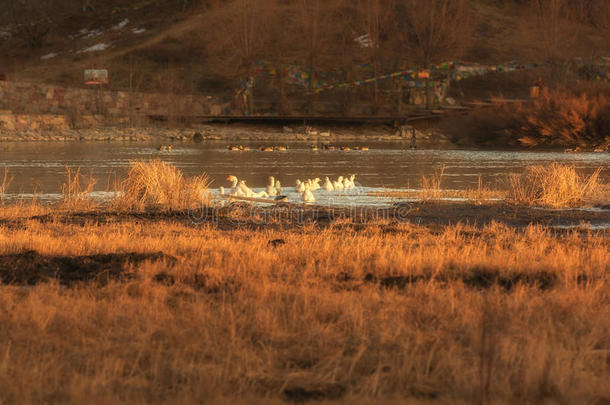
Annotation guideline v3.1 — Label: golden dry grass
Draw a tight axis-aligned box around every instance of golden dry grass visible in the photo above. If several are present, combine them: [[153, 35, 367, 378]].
[[59, 167, 97, 211], [516, 89, 610, 149], [112, 160, 212, 211], [0, 167, 13, 199], [0, 211, 608, 404], [509, 163, 605, 207]]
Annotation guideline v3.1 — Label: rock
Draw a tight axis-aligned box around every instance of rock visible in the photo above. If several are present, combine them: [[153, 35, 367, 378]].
[[193, 132, 203, 142]]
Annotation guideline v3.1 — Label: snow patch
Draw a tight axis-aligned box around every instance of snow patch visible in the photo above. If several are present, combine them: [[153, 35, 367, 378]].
[[40, 52, 58, 60], [132, 27, 146, 34], [77, 43, 111, 53], [74, 28, 103, 39], [112, 19, 129, 31]]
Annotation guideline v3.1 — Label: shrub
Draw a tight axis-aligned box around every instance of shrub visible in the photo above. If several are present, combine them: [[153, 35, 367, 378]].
[[508, 163, 604, 207], [114, 160, 211, 211], [517, 89, 610, 148]]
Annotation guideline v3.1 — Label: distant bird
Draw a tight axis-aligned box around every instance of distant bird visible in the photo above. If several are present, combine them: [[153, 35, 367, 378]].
[[227, 175, 239, 194], [302, 183, 315, 203], [296, 179, 306, 193], [237, 180, 251, 197], [344, 174, 356, 189], [266, 176, 277, 196], [275, 180, 282, 195], [333, 176, 344, 190], [323, 176, 334, 192], [260, 146, 274, 152]]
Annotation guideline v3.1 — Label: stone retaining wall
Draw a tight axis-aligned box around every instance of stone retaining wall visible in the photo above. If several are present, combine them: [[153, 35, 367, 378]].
[[0, 113, 70, 132], [0, 81, 227, 118]]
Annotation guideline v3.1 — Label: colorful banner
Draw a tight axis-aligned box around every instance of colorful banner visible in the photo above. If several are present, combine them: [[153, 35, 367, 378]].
[[249, 57, 609, 93]]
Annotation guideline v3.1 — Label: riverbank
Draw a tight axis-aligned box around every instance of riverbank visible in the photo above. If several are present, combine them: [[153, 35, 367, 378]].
[[0, 121, 453, 147]]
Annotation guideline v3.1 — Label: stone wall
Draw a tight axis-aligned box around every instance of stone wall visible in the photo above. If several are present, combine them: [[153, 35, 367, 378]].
[[0, 81, 227, 119], [0, 112, 70, 132]]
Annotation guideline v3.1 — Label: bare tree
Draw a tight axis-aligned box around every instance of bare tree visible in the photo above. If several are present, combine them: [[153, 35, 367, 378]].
[[399, 0, 473, 108], [201, 0, 277, 113], [356, 0, 397, 113], [516, 0, 582, 82]]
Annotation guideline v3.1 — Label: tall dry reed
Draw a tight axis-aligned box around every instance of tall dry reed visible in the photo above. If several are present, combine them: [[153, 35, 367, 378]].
[[59, 167, 97, 210], [113, 160, 211, 211], [0, 168, 13, 200], [509, 163, 604, 207], [420, 165, 445, 201]]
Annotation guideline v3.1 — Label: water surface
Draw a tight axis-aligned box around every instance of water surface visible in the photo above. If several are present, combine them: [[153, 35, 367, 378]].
[[1, 141, 608, 199]]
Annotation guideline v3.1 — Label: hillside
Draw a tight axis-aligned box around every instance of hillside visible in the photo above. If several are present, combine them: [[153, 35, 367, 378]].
[[0, 0, 608, 114]]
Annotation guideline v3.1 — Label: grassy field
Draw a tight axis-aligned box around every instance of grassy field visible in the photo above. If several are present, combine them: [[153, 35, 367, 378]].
[[0, 208, 608, 404], [0, 162, 608, 404]]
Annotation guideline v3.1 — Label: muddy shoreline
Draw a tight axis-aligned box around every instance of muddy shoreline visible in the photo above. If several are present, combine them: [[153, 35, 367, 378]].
[[3, 201, 608, 232]]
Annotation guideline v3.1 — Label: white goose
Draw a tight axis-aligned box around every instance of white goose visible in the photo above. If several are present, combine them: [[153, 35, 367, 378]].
[[266, 176, 277, 196], [323, 176, 334, 192], [302, 183, 315, 203], [252, 189, 270, 198], [227, 175, 239, 194], [239, 180, 269, 198], [238, 180, 251, 196], [310, 178, 321, 191], [333, 176, 344, 191], [275, 180, 282, 195], [296, 179, 306, 193], [348, 174, 356, 188]]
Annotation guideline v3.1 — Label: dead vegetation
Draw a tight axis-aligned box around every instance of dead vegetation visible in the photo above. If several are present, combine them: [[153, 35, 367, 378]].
[[112, 160, 211, 211], [59, 166, 97, 211], [0, 167, 13, 199], [0, 214, 607, 404], [516, 89, 610, 148], [442, 86, 610, 148], [509, 163, 604, 207], [0, 160, 607, 403]]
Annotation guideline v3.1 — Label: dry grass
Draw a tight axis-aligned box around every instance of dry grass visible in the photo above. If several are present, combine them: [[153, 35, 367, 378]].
[[420, 165, 445, 202], [509, 163, 605, 207], [112, 160, 212, 211], [464, 175, 507, 202], [0, 215, 607, 404], [441, 87, 610, 149], [0, 167, 14, 199], [517, 89, 610, 149], [59, 167, 97, 211]]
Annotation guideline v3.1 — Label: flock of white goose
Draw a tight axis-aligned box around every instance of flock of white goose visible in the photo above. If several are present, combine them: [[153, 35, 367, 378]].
[[219, 174, 357, 203]]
